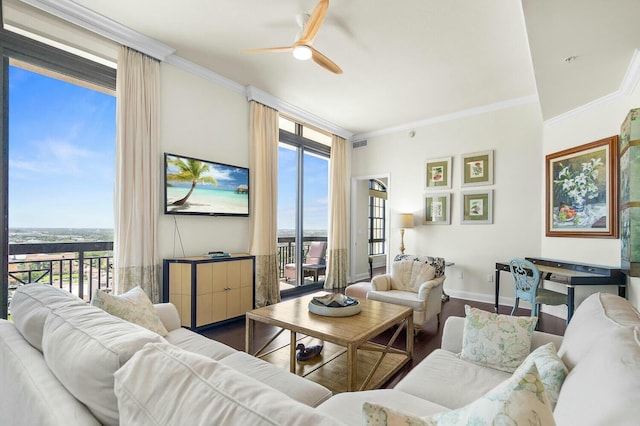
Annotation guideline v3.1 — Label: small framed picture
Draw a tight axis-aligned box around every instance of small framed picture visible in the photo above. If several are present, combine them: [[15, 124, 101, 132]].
[[461, 150, 493, 187], [461, 190, 493, 224], [425, 157, 452, 190], [424, 193, 451, 225]]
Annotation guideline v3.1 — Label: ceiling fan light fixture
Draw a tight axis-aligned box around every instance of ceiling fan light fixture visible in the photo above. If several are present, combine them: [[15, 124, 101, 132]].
[[293, 45, 312, 61]]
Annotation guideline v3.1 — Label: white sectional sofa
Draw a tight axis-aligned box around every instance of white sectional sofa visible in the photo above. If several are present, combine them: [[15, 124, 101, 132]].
[[1, 284, 639, 425]]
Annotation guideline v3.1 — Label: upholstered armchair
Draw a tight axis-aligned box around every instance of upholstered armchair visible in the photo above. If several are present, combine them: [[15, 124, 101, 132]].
[[366, 255, 446, 331]]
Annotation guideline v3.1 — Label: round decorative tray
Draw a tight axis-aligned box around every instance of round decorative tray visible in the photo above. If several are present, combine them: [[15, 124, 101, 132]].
[[308, 298, 361, 317]]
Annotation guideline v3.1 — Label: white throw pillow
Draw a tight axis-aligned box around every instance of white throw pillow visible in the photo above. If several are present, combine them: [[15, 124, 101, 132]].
[[91, 286, 168, 336], [460, 305, 537, 373], [43, 304, 165, 426], [362, 363, 555, 426], [515, 342, 567, 409], [114, 342, 342, 426]]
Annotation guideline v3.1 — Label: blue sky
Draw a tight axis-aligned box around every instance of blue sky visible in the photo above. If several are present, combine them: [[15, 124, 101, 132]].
[[8, 65, 116, 228], [8, 63, 328, 232], [278, 145, 329, 232]]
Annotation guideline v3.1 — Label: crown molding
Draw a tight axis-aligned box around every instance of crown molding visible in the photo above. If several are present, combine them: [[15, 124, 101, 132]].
[[352, 95, 539, 140], [164, 55, 245, 94], [246, 86, 353, 139], [545, 48, 640, 127], [19, 0, 175, 60]]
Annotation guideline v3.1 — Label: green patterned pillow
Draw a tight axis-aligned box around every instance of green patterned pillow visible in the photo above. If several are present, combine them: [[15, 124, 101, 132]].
[[515, 342, 567, 409], [91, 286, 168, 336], [460, 305, 537, 373], [362, 364, 555, 426]]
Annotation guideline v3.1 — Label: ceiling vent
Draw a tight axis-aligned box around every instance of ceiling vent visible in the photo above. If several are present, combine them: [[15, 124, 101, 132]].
[[352, 140, 368, 149]]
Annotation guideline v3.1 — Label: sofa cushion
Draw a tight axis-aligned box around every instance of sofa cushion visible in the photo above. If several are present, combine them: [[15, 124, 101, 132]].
[[0, 320, 100, 426], [558, 292, 640, 370], [516, 342, 567, 409], [42, 304, 165, 426], [164, 327, 237, 360], [363, 364, 554, 426], [460, 305, 536, 373], [553, 326, 640, 425], [219, 351, 333, 407], [317, 389, 448, 425], [91, 286, 168, 336], [114, 342, 343, 426], [394, 349, 510, 409], [9, 283, 85, 352]]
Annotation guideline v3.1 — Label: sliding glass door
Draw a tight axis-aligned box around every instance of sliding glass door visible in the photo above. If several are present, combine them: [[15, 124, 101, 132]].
[[277, 116, 330, 294]]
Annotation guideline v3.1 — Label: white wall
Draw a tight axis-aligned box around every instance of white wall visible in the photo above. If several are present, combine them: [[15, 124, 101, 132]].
[[351, 102, 543, 305], [542, 84, 640, 310], [157, 64, 250, 260]]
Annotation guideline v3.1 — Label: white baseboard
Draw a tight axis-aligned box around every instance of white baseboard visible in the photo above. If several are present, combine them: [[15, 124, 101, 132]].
[[349, 272, 370, 284]]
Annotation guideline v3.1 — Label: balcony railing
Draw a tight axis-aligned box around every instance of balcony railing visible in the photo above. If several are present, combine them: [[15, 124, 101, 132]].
[[8, 241, 113, 302], [6, 237, 325, 304]]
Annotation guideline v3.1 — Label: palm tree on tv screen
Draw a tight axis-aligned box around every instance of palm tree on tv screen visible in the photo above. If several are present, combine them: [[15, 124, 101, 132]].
[[167, 157, 217, 206]]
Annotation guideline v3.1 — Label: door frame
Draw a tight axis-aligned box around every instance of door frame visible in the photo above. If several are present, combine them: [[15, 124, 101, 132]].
[[349, 173, 390, 283]]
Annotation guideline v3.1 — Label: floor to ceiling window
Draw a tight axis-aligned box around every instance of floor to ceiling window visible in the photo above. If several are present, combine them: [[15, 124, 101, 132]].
[[0, 21, 116, 318], [278, 115, 330, 295]]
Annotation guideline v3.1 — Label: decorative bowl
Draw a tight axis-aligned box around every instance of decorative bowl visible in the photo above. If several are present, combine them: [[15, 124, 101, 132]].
[[308, 298, 361, 317]]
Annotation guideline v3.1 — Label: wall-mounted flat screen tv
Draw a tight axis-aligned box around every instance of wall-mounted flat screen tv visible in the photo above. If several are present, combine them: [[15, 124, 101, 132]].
[[164, 152, 249, 217]]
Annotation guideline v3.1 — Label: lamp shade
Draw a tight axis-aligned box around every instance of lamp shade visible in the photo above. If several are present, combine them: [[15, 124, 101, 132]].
[[399, 213, 414, 229]]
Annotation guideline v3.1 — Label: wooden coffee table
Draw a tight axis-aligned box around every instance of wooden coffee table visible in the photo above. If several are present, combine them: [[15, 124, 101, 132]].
[[245, 293, 413, 393]]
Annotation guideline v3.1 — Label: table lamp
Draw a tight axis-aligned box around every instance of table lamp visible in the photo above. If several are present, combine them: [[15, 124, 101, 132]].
[[399, 213, 414, 255]]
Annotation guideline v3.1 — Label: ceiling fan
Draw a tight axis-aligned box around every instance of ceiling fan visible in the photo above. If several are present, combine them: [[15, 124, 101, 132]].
[[242, 0, 343, 74]]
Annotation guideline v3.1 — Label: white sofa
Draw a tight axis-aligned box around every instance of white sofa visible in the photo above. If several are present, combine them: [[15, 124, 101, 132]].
[[0, 284, 334, 426], [1, 284, 639, 425]]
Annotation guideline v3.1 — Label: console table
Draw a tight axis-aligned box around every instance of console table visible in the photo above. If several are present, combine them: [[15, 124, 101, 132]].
[[494, 257, 625, 322], [163, 254, 255, 330]]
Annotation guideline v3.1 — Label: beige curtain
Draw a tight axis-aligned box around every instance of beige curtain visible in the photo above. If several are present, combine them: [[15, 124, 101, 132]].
[[114, 46, 161, 301], [325, 135, 349, 289], [249, 101, 281, 307]]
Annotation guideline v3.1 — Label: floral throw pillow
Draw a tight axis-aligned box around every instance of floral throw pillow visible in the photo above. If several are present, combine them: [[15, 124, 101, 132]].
[[460, 305, 537, 373], [362, 364, 555, 426], [515, 342, 568, 409], [91, 286, 168, 336]]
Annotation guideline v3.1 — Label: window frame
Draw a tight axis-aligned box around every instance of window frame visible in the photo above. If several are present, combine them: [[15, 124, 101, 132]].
[[278, 116, 331, 294], [368, 179, 387, 256], [0, 12, 116, 319]]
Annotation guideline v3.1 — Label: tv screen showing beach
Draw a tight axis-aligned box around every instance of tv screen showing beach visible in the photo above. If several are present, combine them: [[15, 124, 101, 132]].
[[164, 153, 249, 217]]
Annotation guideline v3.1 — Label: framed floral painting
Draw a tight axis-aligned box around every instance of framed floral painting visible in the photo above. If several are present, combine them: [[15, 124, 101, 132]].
[[461, 150, 493, 187], [461, 190, 493, 224], [425, 157, 452, 190], [424, 193, 451, 224], [545, 135, 618, 238]]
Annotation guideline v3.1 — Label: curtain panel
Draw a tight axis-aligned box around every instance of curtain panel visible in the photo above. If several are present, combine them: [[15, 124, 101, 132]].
[[114, 46, 161, 301], [249, 101, 280, 307], [325, 135, 349, 289]]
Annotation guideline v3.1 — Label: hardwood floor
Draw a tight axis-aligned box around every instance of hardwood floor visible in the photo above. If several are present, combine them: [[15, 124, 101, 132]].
[[200, 294, 566, 390]]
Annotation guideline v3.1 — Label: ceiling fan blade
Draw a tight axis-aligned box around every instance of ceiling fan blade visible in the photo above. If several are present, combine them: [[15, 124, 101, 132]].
[[299, 0, 328, 44], [241, 46, 294, 54], [311, 47, 342, 74]]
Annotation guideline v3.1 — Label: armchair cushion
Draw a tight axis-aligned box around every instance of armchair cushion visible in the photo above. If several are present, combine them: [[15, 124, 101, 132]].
[[391, 260, 436, 292]]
